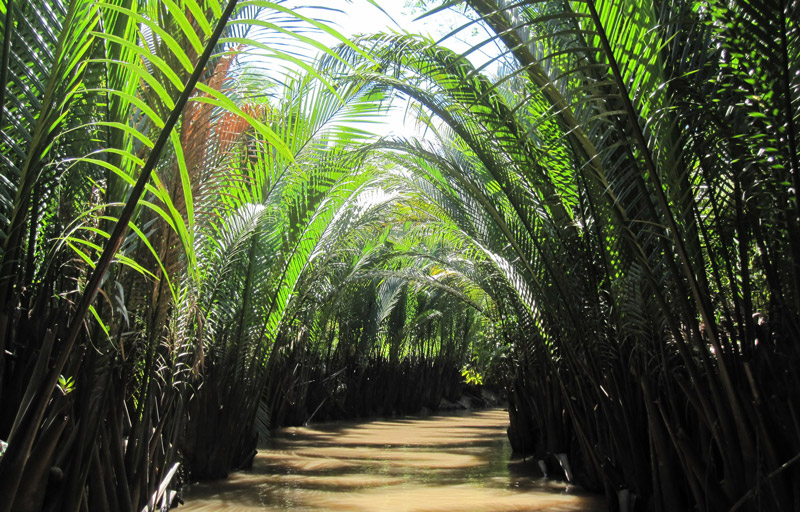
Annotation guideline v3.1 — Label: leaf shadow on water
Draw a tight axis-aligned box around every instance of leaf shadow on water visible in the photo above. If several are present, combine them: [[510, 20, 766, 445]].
[[181, 409, 605, 511]]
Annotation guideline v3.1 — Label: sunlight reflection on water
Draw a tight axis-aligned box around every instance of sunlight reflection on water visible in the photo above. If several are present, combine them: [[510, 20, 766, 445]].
[[180, 409, 605, 511]]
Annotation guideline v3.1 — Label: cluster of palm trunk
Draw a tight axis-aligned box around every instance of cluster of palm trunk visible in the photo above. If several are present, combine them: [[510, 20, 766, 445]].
[[0, 0, 798, 511]]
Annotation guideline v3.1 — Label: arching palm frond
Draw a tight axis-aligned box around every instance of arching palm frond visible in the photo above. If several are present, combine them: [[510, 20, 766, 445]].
[[320, 0, 800, 507], [0, 1, 378, 509]]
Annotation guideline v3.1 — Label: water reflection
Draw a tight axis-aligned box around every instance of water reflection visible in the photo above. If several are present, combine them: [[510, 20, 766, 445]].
[[181, 409, 605, 511]]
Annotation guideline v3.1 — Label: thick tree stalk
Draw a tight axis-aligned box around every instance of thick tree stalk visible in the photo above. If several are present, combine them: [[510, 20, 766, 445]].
[[0, 0, 14, 133], [0, 1, 240, 508]]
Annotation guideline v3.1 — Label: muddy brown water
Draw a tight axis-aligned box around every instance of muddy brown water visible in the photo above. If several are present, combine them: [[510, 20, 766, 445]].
[[180, 408, 605, 511]]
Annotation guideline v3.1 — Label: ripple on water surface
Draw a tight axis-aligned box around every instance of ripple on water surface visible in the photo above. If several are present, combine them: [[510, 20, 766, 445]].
[[180, 408, 605, 511]]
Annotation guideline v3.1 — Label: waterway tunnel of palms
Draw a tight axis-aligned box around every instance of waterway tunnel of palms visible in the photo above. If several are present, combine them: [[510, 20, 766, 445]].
[[0, 1, 798, 511]]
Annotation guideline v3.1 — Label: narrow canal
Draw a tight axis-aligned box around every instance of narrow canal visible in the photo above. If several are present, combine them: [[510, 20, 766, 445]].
[[181, 408, 605, 511]]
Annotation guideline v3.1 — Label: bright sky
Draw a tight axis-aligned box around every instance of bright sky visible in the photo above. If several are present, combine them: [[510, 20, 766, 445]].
[[320, 1, 500, 71], [312, 0, 438, 137], [267, 1, 503, 137], [330, 1, 433, 36]]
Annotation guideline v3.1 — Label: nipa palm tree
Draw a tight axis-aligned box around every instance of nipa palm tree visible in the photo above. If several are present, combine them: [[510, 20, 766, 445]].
[[179, 66, 395, 478], [329, 0, 800, 509], [0, 0, 367, 509]]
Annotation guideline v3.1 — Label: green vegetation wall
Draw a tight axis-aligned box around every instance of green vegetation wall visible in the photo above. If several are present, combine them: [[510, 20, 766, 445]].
[[1, 0, 798, 511], [328, 0, 800, 510]]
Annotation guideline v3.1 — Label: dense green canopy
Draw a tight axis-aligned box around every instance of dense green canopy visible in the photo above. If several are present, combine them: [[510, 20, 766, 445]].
[[0, 1, 798, 511]]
